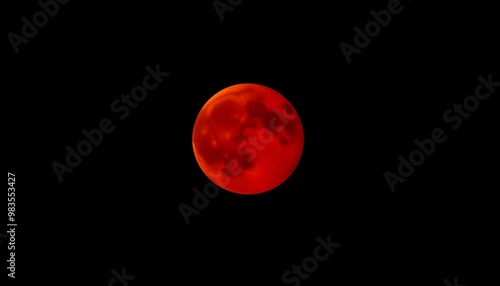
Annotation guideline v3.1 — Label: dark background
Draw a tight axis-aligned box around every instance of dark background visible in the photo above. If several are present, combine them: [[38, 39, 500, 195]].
[[4, 0, 498, 285]]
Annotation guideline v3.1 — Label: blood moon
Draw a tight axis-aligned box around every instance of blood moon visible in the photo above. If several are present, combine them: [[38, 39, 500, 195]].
[[192, 83, 304, 195]]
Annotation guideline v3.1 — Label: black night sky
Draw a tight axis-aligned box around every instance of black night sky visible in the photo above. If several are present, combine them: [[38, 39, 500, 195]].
[[4, 1, 498, 285]]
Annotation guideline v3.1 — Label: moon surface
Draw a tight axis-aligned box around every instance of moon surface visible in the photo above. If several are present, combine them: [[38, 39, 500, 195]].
[[192, 83, 304, 195]]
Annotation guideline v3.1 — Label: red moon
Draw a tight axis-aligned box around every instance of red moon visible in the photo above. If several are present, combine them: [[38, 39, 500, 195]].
[[192, 83, 304, 195]]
